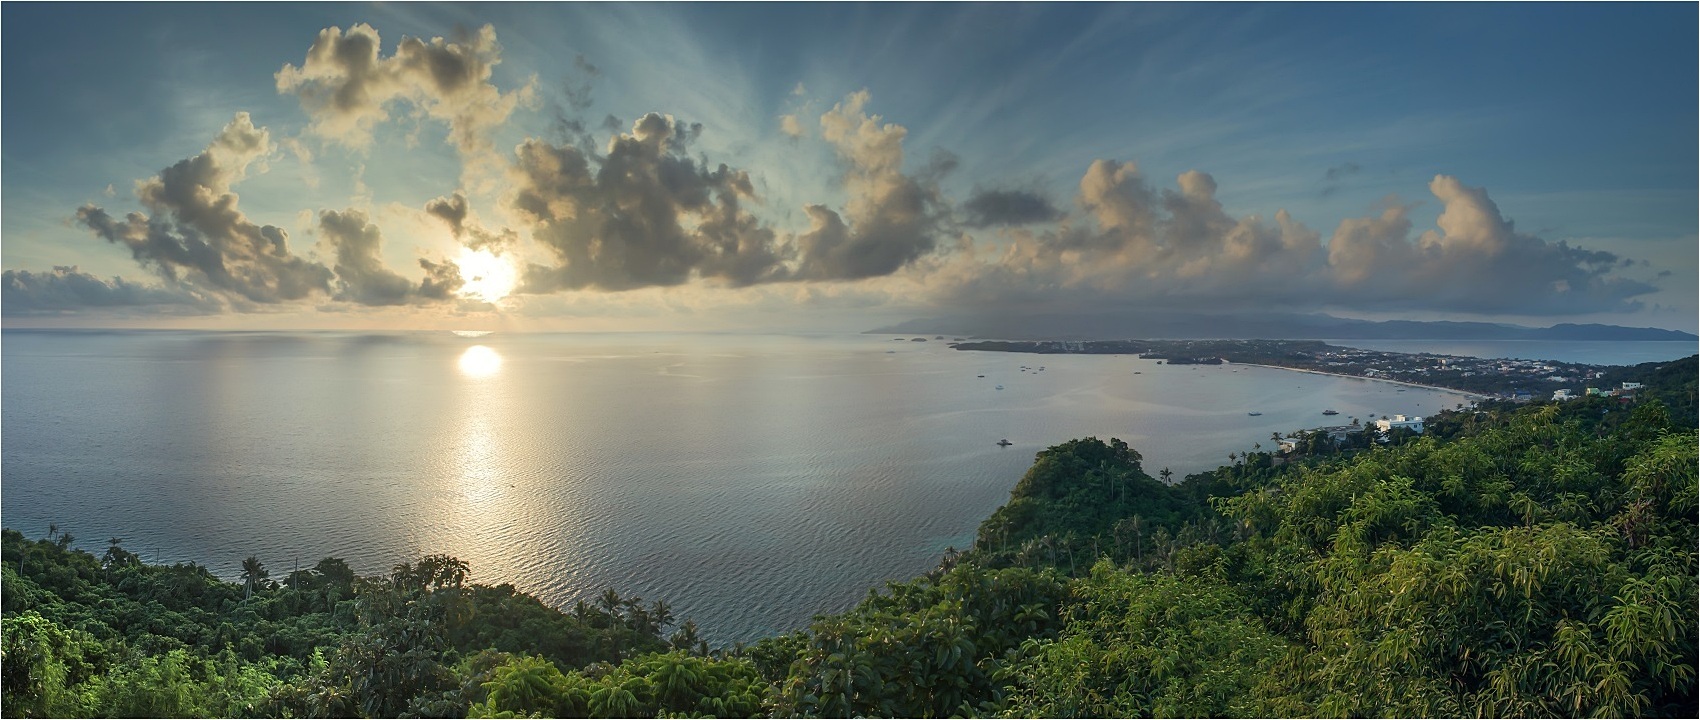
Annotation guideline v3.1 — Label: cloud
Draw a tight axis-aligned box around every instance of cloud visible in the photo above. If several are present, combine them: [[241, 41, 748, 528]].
[[1325, 175, 1654, 314], [2, 266, 221, 315], [75, 113, 336, 306], [1320, 162, 1362, 197], [318, 208, 449, 306], [960, 188, 1063, 227], [792, 90, 945, 280], [275, 23, 536, 181], [779, 114, 805, 138], [425, 191, 518, 254], [1323, 162, 1361, 182], [509, 112, 791, 291], [928, 164, 1654, 316]]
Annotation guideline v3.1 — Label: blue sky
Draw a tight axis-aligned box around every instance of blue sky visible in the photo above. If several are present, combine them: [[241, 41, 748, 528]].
[[3, 2, 1694, 331]]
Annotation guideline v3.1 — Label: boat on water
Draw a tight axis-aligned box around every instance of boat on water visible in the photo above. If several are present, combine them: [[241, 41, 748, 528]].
[[995, 385, 1004, 390], [1247, 412, 1262, 416], [977, 374, 985, 378], [996, 439, 1013, 447], [1322, 409, 1339, 415]]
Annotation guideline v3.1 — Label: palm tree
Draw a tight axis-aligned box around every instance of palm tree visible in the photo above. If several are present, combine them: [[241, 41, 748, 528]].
[[669, 620, 703, 653], [1159, 467, 1174, 484], [598, 588, 625, 620], [101, 537, 136, 572], [240, 556, 268, 601], [1271, 431, 1283, 443], [650, 599, 674, 634], [1126, 515, 1144, 564]]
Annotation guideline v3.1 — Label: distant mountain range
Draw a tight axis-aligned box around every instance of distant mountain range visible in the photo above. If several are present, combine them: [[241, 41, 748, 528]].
[[869, 312, 1699, 342]]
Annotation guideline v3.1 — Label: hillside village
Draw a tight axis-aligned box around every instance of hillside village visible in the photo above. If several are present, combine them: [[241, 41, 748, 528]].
[[948, 338, 1691, 406]]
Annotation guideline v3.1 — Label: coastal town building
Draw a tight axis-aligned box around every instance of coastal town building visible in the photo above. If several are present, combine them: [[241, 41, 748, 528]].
[[1375, 415, 1425, 433]]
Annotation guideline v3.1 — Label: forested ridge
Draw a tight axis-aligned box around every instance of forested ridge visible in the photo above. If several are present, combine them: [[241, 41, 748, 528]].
[[4, 395, 1695, 717]]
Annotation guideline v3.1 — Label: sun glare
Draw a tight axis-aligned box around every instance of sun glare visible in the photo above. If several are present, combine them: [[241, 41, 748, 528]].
[[458, 345, 503, 378], [456, 249, 517, 303]]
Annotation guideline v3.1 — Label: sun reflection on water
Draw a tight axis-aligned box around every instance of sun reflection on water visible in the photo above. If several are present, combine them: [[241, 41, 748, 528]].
[[458, 345, 503, 378]]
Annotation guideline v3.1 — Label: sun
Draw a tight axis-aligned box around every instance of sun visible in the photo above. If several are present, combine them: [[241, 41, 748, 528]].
[[456, 248, 517, 303], [458, 345, 503, 378]]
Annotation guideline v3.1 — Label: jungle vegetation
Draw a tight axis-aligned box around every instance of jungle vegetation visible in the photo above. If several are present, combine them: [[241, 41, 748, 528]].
[[3, 395, 1694, 717]]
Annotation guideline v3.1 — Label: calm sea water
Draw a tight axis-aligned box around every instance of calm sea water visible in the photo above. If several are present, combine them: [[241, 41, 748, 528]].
[[3, 330, 1477, 642], [1323, 339, 1696, 366]]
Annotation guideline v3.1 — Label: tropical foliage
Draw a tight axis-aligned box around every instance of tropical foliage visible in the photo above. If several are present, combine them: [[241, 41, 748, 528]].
[[4, 396, 1694, 717]]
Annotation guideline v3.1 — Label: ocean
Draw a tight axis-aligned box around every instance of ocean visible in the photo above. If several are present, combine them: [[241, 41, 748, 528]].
[[3, 330, 1484, 642]]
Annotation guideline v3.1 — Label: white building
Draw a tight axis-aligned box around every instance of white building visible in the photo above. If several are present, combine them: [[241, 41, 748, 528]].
[[1375, 414, 1425, 433], [1553, 389, 1577, 401], [1621, 382, 1643, 391]]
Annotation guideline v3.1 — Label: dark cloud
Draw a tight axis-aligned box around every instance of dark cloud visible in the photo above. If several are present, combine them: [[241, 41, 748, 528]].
[[1324, 162, 1362, 182], [424, 192, 469, 236], [962, 188, 1063, 227], [424, 192, 519, 254], [417, 258, 465, 301], [2, 266, 220, 315], [76, 113, 336, 305], [320, 208, 466, 306], [319, 209, 415, 306], [1320, 162, 1363, 198], [510, 112, 791, 291]]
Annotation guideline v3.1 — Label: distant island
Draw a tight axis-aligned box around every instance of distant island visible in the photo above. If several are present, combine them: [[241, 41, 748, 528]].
[[870, 311, 1699, 342], [949, 338, 1698, 417]]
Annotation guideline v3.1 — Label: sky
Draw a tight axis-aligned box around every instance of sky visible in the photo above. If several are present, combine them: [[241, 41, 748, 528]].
[[3, 2, 1695, 332]]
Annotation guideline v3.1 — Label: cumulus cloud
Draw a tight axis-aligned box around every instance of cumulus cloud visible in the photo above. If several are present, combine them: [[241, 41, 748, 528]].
[[425, 191, 518, 254], [76, 113, 336, 305], [2, 266, 220, 315], [275, 23, 536, 180], [41, 23, 1658, 324], [929, 164, 1652, 316], [318, 208, 452, 306], [509, 112, 791, 291], [961, 188, 1063, 227], [793, 90, 945, 280], [1325, 175, 1654, 314]]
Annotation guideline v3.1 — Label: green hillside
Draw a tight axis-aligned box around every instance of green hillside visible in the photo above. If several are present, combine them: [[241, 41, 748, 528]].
[[5, 399, 1694, 717]]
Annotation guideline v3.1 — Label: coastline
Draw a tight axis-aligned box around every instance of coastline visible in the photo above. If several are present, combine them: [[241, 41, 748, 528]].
[[1231, 361, 1493, 402]]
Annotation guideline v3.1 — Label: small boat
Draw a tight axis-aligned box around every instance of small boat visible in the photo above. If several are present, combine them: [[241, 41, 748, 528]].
[[1322, 409, 1339, 415], [995, 385, 1004, 390], [977, 374, 985, 378], [1247, 412, 1262, 416], [996, 439, 1013, 447]]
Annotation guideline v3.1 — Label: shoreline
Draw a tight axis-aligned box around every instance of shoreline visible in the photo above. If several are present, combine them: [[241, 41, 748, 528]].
[[1231, 361, 1493, 402]]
